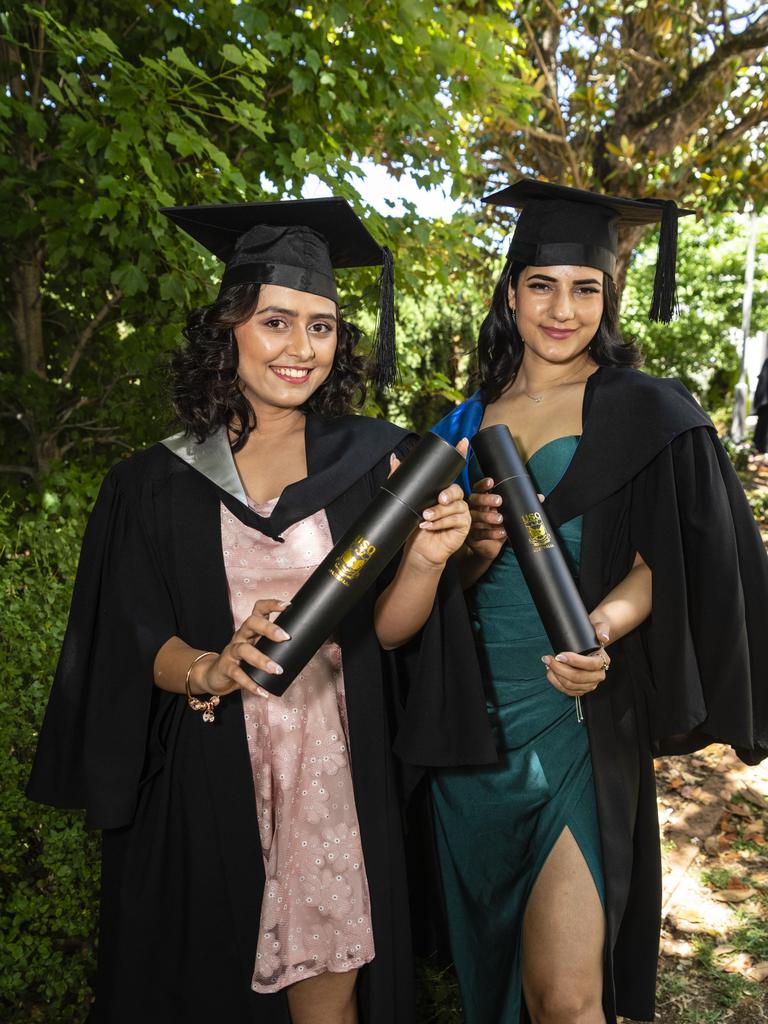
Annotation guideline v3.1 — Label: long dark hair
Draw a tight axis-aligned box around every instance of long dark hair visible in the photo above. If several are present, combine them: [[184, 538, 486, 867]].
[[477, 260, 642, 404], [170, 283, 366, 452]]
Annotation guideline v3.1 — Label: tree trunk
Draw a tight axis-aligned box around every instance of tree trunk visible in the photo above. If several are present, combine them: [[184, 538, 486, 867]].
[[614, 223, 651, 302], [11, 242, 46, 378]]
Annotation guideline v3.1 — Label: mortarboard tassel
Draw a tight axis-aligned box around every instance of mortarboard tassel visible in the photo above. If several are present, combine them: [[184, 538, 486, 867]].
[[371, 246, 398, 387], [649, 200, 680, 324]]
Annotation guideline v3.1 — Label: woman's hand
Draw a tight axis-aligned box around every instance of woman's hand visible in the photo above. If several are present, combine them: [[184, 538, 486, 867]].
[[192, 598, 290, 698], [404, 481, 472, 568], [541, 619, 611, 697], [467, 476, 507, 564], [389, 439, 472, 570]]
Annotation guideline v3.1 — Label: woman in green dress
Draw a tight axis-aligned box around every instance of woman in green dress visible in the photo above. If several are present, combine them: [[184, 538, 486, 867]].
[[431, 181, 768, 1024]]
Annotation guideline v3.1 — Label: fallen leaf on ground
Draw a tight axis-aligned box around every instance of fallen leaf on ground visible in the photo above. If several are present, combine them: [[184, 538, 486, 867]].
[[712, 887, 756, 903], [725, 801, 754, 818], [743, 784, 768, 807], [742, 820, 765, 838], [660, 936, 696, 958], [713, 944, 737, 957], [719, 951, 753, 974], [746, 961, 768, 982], [667, 908, 719, 935], [680, 785, 717, 804]]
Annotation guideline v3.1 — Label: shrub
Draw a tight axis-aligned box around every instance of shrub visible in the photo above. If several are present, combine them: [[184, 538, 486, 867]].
[[1, 470, 103, 1023]]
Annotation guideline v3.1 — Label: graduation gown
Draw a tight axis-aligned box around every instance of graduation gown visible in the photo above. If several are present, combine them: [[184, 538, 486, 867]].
[[27, 412, 496, 1024], [433, 365, 768, 1022]]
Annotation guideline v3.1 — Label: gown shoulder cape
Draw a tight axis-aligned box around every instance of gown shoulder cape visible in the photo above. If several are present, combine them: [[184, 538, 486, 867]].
[[433, 366, 768, 1023], [27, 411, 496, 1024]]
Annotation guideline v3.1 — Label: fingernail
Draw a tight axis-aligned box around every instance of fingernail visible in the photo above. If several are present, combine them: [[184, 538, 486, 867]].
[[492, 496, 502, 506], [276, 628, 290, 641], [423, 509, 434, 520], [267, 661, 283, 674], [555, 654, 568, 663], [390, 453, 396, 463], [277, 600, 291, 608], [418, 521, 432, 530], [600, 631, 609, 641], [439, 491, 449, 504], [541, 656, 550, 666]]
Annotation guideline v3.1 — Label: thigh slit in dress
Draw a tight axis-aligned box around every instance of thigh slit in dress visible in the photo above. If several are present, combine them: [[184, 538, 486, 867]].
[[431, 437, 605, 1024]]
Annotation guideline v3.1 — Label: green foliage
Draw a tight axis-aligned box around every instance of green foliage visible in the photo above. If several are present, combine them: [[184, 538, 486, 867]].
[[0, 473, 102, 1022], [1, 0, 532, 485], [622, 213, 768, 404], [416, 959, 464, 1023]]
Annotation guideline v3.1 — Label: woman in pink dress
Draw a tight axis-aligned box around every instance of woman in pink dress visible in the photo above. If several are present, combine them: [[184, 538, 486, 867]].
[[28, 198, 496, 1024]]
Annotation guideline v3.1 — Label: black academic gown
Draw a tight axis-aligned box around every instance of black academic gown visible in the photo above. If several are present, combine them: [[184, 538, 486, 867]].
[[436, 365, 768, 1023], [545, 367, 768, 1022], [27, 412, 496, 1024]]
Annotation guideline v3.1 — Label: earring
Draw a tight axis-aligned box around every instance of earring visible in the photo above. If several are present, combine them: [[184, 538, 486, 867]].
[[511, 308, 517, 322]]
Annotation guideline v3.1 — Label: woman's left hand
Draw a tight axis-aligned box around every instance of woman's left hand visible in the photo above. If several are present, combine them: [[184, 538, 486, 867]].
[[391, 438, 471, 570], [399, 479, 473, 569], [541, 645, 611, 697], [403, 482, 472, 568]]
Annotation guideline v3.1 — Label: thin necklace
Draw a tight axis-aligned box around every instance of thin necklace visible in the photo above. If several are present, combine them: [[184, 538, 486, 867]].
[[520, 367, 591, 402]]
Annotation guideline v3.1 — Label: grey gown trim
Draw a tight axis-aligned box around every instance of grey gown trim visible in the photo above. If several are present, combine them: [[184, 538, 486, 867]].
[[161, 427, 249, 508]]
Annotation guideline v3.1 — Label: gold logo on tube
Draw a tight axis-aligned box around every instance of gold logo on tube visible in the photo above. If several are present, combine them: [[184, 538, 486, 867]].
[[329, 535, 377, 586], [521, 512, 554, 550]]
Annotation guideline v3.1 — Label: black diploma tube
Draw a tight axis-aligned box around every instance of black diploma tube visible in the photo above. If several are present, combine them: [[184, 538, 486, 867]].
[[471, 424, 598, 655], [243, 431, 465, 696]]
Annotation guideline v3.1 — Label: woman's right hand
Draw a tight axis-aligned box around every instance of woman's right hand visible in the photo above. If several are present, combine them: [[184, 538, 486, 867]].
[[467, 477, 507, 563], [192, 598, 290, 697]]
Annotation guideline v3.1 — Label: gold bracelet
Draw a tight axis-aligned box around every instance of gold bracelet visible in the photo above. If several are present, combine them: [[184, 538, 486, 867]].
[[184, 651, 219, 723]]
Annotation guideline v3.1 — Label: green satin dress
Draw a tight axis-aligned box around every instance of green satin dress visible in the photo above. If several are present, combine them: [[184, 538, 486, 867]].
[[431, 436, 605, 1024]]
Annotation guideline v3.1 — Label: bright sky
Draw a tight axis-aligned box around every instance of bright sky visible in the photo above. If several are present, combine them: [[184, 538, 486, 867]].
[[301, 158, 462, 220]]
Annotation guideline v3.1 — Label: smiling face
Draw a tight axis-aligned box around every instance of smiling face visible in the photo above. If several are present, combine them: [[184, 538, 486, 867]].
[[509, 264, 605, 366], [233, 283, 338, 412]]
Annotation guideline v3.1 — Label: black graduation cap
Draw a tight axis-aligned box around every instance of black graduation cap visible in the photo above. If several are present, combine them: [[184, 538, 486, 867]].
[[161, 197, 396, 386], [482, 178, 695, 323]]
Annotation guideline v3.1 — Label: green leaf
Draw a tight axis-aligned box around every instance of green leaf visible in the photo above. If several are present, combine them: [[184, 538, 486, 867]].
[[111, 263, 148, 296], [89, 27, 120, 54], [166, 47, 199, 75], [221, 43, 245, 65]]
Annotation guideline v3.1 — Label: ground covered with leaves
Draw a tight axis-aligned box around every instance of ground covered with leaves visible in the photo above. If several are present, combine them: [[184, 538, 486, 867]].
[[651, 747, 768, 1023]]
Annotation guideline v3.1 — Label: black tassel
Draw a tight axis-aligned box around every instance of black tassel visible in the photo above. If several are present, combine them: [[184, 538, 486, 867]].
[[371, 246, 398, 388], [649, 200, 680, 323]]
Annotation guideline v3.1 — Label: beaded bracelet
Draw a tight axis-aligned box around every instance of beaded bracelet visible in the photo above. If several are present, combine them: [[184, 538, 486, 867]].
[[184, 651, 220, 723]]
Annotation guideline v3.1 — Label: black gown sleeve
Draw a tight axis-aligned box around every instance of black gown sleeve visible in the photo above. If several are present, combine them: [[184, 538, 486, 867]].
[[26, 465, 179, 828], [370, 436, 497, 772], [631, 425, 768, 764], [389, 556, 498, 769]]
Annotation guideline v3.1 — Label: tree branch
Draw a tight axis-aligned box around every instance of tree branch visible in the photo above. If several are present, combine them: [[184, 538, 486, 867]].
[[62, 289, 122, 385], [0, 463, 37, 478], [520, 122, 573, 145], [519, 14, 582, 185], [627, 12, 768, 133], [715, 103, 768, 148]]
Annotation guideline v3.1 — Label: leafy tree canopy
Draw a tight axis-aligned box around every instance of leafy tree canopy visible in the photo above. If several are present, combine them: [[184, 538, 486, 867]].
[[471, 0, 768, 281], [0, 0, 530, 484]]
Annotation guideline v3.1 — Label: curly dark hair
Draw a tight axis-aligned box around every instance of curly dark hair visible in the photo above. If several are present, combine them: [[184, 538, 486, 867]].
[[170, 283, 367, 451], [476, 259, 642, 404]]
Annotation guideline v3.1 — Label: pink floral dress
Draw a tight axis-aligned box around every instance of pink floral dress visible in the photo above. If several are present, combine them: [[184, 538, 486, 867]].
[[220, 500, 375, 993]]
